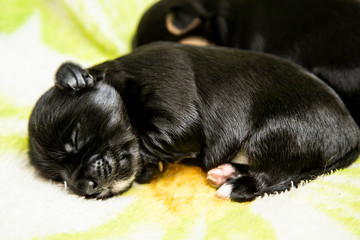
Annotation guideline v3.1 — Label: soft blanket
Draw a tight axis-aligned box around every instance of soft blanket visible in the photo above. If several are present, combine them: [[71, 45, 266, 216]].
[[0, 1, 359, 239]]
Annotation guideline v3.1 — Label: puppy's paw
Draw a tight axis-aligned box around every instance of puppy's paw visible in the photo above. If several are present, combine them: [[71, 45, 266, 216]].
[[135, 162, 165, 184], [55, 62, 95, 91], [207, 164, 236, 188], [215, 183, 233, 199], [215, 175, 258, 202]]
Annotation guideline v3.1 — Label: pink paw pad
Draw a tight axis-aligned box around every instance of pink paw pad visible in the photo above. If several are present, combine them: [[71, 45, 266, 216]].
[[206, 164, 236, 188]]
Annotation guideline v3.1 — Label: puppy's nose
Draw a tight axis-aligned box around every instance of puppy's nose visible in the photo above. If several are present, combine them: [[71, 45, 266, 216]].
[[76, 179, 98, 195]]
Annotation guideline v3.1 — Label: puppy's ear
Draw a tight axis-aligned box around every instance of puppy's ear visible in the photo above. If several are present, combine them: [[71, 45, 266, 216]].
[[166, 7, 202, 36], [55, 62, 101, 91]]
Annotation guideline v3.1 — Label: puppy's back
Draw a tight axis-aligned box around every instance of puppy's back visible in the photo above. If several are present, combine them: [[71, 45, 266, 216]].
[[176, 44, 360, 168], [98, 42, 360, 171]]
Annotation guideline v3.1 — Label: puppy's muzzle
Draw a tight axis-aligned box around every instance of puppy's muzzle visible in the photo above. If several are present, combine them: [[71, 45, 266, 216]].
[[75, 179, 98, 196], [66, 154, 116, 197], [87, 154, 115, 181], [65, 174, 101, 197]]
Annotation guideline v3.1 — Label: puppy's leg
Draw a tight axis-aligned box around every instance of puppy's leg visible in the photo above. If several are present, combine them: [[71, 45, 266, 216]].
[[216, 170, 321, 202], [55, 62, 95, 91]]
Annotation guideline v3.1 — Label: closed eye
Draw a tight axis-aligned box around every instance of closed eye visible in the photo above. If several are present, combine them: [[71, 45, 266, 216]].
[[65, 127, 94, 154], [71, 128, 79, 150], [64, 128, 81, 153]]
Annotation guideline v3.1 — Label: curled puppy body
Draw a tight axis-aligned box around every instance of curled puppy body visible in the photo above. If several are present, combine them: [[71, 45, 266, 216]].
[[133, 0, 360, 125], [28, 43, 360, 202]]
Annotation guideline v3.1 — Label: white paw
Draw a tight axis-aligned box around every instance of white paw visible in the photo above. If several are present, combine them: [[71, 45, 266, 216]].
[[215, 183, 233, 199]]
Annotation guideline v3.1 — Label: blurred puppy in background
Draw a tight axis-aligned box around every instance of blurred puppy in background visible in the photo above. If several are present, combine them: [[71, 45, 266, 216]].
[[133, 0, 360, 125]]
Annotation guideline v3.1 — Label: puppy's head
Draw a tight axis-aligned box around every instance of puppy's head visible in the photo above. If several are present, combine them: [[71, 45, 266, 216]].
[[28, 63, 141, 199]]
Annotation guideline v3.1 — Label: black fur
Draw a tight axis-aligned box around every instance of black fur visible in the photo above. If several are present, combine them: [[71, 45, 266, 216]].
[[133, 0, 360, 125], [29, 43, 360, 201]]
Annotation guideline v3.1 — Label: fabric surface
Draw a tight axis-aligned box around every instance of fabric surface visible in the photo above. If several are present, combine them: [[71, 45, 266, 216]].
[[0, 1, 359, 239]]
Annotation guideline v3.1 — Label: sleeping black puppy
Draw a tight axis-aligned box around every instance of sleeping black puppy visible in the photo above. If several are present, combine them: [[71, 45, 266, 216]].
[[28, 43, 360, 202], [133, 0, 360, 125]]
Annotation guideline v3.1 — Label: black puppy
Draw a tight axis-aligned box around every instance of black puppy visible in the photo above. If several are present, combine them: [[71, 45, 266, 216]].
[[133, 0, 360, 125], [28, 43, 360, 201]]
